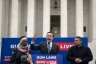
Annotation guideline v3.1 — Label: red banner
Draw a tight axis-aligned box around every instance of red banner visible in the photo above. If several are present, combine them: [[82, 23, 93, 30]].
[[36, 60, 57, 64]]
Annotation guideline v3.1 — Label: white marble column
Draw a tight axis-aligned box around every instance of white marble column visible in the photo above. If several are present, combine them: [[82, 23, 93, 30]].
[[60, 0, 68, 37], [76, 0, 83, 37], [0, 0, 3, 37], [89, 0, 96, 61], [10, 0, 19, 37], [0, 0, 3, 60], [43, 0, 50, 37], [27, 0, 35, 37], [91, 0, 96, 41]]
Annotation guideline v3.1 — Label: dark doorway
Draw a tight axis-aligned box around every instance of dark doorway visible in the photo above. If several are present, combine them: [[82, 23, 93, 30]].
[[50, 15, 60, 37]]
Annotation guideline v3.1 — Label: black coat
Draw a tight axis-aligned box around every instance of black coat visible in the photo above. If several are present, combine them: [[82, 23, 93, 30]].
[[11, 49, 29, 64], [67, 46, 93, 64]]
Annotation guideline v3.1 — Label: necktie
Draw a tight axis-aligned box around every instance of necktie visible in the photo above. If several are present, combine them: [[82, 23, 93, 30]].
[[47, 42, 51, 51]]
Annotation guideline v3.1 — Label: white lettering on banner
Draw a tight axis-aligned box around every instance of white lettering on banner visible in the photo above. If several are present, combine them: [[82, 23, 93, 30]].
[[60, 44, 73, 49], [4, 56, 11, 62], [37, 56, 56, 59], [37, 56, 45, 59], [56, 43, 74, 51], [10, 44, 17, 49], [46, 56, 56, 59], [10, 44, 30, 49]]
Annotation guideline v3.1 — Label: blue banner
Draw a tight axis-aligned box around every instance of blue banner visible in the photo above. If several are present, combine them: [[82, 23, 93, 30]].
[[1, 37, 88, 64]]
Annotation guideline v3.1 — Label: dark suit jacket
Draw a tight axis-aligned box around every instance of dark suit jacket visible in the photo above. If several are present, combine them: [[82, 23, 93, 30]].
[[67, 46, 93, 64], [39, 42, 59, 54]]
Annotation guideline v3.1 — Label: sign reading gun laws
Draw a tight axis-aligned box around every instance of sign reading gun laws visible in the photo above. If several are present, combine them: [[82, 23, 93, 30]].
[[35, 55, 57, 64]]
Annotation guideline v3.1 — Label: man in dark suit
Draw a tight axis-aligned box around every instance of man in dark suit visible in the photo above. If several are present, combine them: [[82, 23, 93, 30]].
[[67, 36, 93, 64], [39, 32, 59, 54]]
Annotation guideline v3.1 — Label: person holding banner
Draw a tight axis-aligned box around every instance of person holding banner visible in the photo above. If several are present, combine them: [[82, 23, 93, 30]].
[[11, 36, 33, 64], [39, 32, 59, 54], [67, 36, 93, 64]]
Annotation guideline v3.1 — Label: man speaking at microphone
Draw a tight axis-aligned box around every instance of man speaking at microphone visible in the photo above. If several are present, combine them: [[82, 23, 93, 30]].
[[39, 32, 59, 54]]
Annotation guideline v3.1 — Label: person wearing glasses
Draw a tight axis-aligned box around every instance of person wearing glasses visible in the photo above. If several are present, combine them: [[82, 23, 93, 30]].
[[67, 36, 93, 64]]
